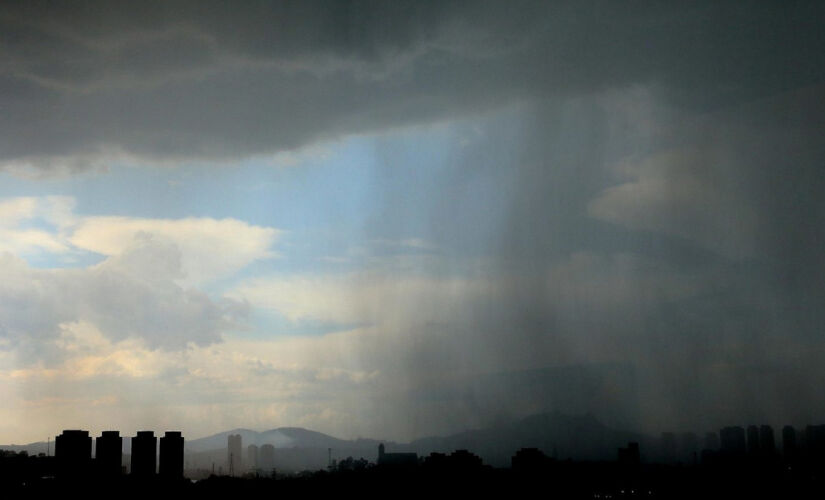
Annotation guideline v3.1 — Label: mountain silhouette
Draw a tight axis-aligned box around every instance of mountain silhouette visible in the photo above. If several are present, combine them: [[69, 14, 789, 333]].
[[2, 412, 646, 471]]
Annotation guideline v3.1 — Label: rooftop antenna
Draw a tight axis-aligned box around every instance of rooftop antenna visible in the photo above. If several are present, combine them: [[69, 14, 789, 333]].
[[47, 436, 50, 457]]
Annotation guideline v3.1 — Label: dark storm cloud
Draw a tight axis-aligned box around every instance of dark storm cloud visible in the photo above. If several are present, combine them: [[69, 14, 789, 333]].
[[1, 1, 823, 171]]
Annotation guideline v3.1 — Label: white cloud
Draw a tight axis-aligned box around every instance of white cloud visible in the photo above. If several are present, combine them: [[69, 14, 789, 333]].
[[0, 197, 38, 223], [0, 197, 281, 354], [0, 195, 278, 285], [0, 242, 246, 354], [71, 216, 279, 286], [0, 196, 76, 255]]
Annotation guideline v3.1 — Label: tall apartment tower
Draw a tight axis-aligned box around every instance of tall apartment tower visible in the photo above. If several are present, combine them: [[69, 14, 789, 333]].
[[96, 431, 123, 477], [159, 431, 184, 478], [247, 444, 259, 472], [783, 426, 797, 461], [131, 431, 157, 477], [746, 425, 761, 455], [56, 430, 92, 477], [759, 425, 776, 455], [259, 444, 275, 476], [228, 434, 243, 475]]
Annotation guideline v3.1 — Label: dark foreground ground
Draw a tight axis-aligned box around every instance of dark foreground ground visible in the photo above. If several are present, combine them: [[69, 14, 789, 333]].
[[4, 461, 825, 499]]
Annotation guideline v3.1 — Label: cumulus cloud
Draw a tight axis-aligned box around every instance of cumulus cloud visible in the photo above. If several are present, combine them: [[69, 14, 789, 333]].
[[0, 241, 246, 357], [71, 215, 279, 286], [0, 196, 279, 357], [0, 195, 278, 284]]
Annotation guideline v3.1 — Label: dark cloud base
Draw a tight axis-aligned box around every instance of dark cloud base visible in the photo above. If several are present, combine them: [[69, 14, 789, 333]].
[[1, 1, 823, 169]]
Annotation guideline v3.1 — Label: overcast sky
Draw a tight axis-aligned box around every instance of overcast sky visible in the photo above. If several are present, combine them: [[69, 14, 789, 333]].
[[1, 1, 824, 444]]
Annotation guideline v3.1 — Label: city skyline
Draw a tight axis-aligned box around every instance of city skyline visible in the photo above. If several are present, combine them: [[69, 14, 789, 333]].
[[9, 415, 825, 464], [7, 418, 825, 476]]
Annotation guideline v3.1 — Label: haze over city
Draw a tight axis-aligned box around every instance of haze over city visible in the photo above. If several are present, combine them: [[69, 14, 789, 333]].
[[1, 1, 824, 447]]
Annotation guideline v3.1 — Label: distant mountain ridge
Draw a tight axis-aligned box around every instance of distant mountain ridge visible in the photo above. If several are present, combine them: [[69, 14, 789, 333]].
[[185, 426, 381, 453], [1, 412, 649, 469]]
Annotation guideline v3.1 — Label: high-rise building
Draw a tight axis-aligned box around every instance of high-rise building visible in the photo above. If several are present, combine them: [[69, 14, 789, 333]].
[[247, 444, 259, 472], [805, 425, 825, 463], [720, 426, 746, 456], [759, 425, 776, 456], [159, 431, 184, 479], [783, 426, 797, 461], [377, 443, 417, 467], [96, 431, 123, 477], [704, 431, 720, 451], [259, 444, 275, 476], [131, 431, 157, 477], [746, 425, 760, 455], [227, 434, 243, 475], [56, 430, 92, 477]]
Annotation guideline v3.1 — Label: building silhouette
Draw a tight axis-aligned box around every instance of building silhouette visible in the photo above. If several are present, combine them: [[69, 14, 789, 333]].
[[377, 443, 417, 467], [704, 431, 719, 451], [159, 431, 184, 478], [805, 425, 825, 463], [783, 425, 797, 461], [759, 425, 776, 457], [618, 442, 641, 467], [747, 425, 760, 456], [445, 449, 483, 470], [259, 444, 275, 476], [247, 444, 259, 472], [55, 430, 92, 477], [720, 426, 746, 457], [131, 431, 157, 477], [96, 431, 122, 477], [511, 448, 553, 472], [228, 434, 242, 475]]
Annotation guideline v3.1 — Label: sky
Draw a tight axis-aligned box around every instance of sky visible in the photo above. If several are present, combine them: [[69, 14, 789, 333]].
[[1, 1, 825, 444]]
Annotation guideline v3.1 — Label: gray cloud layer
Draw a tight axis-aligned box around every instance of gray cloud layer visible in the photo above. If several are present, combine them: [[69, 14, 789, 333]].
[[2, 1, 823, 171]]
